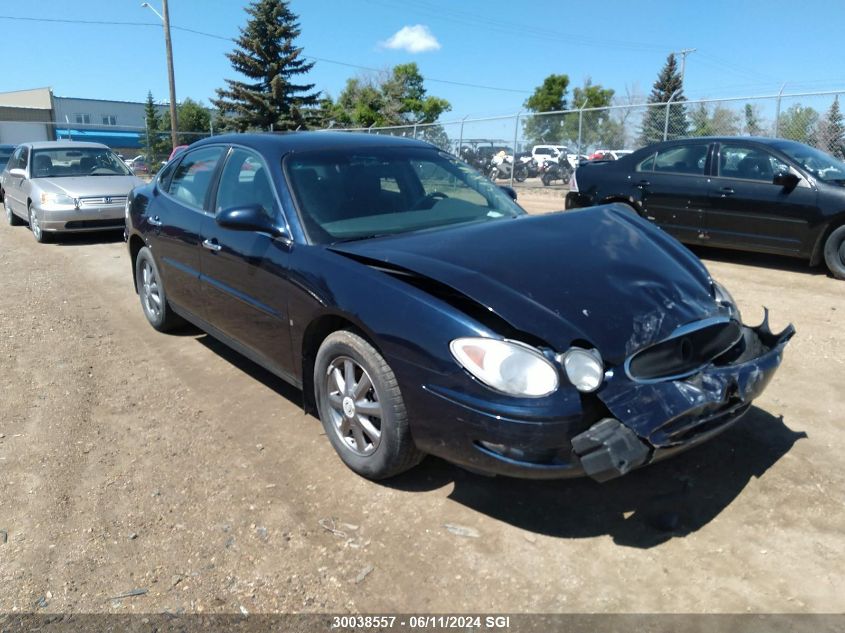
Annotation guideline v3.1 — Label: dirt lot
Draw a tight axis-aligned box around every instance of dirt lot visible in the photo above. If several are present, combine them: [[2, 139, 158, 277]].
[[1, 194, 843, 616]]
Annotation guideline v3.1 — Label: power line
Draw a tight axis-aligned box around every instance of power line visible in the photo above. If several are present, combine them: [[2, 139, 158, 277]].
[[0, 14, 532, 95]]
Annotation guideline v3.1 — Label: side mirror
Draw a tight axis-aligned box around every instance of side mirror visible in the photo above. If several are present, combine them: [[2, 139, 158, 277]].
[[216, 204, 286, 238], [9, 168, 26, 178], [773, 171, 800, 189], [499, 185, 517, 200]]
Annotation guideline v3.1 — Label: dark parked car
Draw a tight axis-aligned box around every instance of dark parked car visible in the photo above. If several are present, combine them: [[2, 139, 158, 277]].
[[566, 137, 845, 279], [125, 133, 793, 483]]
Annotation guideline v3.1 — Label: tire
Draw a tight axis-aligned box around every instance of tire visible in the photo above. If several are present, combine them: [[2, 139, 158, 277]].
[[314, 330, 423, 480], [5, 201, 22, 226], [515, 166, 527, 183], [823, 225, 845, 280], [134, 246, 184, 331], [28, 205, 51, 243], [488, 167, 499, 181], [541, 174, 551, 187]]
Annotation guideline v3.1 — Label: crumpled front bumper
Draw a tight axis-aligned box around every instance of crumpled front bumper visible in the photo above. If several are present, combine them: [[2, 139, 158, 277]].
[[572, 313, 795, 481]]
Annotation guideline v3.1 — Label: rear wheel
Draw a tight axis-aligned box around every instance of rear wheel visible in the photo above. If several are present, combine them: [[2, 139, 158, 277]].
[[823, 225, 845, 280], [135, 246, 184, 331], [314, 330, 423, 479], [5, 201, 22, 226]]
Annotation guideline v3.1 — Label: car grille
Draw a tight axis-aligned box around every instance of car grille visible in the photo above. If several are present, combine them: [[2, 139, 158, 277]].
[[78, 196, 127, 207], [625, 318, 742, 382], [64, 219, 125, 229]]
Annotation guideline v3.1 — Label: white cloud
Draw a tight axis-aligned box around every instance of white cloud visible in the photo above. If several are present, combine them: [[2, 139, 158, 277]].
[[380, 25, 441, 54]]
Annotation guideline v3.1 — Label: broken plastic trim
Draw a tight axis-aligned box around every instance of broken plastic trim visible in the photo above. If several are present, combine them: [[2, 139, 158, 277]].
[[571, 418, 652, 482]]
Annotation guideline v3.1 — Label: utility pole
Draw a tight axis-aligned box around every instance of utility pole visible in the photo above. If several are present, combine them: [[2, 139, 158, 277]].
[[674, 48, 697, 85], [142, 1, 178, 150]]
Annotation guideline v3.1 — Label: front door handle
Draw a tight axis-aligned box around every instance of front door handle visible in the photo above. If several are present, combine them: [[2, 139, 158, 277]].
[[147, 215, 163, 226], [202, 238, 222, 252], [634, 180, 650, 188], [718, 187, 735, 196]]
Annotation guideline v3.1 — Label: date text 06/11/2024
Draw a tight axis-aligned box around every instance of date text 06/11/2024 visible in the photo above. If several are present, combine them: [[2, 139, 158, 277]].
[[331, 615, 512, 629]]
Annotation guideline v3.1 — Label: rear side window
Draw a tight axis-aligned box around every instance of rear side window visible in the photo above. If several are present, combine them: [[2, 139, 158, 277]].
[[166, 146, 224, 211], [652, 144, 709, 175], [718, 144, 790, 181]]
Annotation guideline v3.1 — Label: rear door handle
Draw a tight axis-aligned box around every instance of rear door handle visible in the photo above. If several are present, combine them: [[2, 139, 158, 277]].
[[202, 238, 222, 252], [718, 187, 734, 196], [147, 215, 162, 226]]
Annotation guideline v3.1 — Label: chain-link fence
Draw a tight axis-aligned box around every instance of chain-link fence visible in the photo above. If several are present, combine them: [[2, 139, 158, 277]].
[[334, 88, 845, 165]]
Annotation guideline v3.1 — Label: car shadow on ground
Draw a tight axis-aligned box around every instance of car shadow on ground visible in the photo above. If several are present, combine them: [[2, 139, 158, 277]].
[[52, 230, 126, 247], [387, 407, 806, 548], [187, 333, 806, 549], [692, 245, 830, 277]]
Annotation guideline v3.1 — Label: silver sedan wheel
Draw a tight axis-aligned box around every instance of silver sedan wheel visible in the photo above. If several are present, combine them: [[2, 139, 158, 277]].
[[5, 205, 12, 223], [29, 208, 42, 241], [140, 259, 163, 321], [325, 356, 382, 456]]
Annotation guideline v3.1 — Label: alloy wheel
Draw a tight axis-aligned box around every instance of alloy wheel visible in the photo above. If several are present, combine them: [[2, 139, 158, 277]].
[[324, 356, 382, 456], [141, 259, 163, 321], [29, 208, 41, 241]]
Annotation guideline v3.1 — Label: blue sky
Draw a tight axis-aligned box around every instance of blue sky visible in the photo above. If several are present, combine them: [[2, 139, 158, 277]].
[[2, 0, 845, 120]]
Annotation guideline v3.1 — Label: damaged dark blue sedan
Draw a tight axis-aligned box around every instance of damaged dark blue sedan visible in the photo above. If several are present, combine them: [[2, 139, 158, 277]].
[[125, 133, 794, 482]]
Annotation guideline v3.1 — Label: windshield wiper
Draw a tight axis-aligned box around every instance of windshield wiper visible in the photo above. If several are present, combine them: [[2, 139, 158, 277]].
[[332, 233, 394, 244]]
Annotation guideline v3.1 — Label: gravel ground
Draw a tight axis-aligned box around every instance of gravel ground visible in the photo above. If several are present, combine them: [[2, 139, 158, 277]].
[[0, 197, 843, 616]]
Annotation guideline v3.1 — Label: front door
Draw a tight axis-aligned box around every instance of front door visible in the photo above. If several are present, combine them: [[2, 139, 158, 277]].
[[706, 143, 818, 255], [5, 146, 29, 216], [635, 142, 712, 244], [199, 147, 294, 377]]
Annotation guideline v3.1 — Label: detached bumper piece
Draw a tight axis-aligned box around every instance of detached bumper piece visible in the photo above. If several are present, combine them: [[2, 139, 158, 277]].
[[571, 418, 650, 482]]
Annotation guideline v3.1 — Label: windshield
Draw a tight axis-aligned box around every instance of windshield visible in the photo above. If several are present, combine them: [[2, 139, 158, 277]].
[[774, 142, 845, 183], [30, 147, 133, 178], [286, 148, 524, 244]]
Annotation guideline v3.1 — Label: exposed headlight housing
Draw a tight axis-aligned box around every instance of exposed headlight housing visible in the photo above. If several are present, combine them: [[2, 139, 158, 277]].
[[559, 347, 604, 393], [713, 280, 740, 320], [40, 192, 76, 207], [450, 337, 559, 398]]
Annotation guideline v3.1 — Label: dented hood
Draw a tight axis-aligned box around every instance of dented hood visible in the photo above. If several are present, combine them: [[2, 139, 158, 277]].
[[330, 206, 723, 363]]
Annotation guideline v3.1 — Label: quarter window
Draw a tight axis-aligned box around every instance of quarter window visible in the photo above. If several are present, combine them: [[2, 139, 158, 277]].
[[718, 144, 789, 182], [653, 144, 709, 175], [166, 146, 224, 210], [215, 148, 277, 220]]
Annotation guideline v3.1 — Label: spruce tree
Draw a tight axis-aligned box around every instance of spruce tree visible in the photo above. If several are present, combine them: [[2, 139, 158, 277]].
[[822, 97, 844, 158], [639, 54, 688, 146], [212, 0, 319, 131], [143, 91, 169, 163]]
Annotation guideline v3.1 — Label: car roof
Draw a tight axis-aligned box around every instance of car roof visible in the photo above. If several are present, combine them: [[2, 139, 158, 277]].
[[25, 140, 110, 150], [191, 131, 435, 154]]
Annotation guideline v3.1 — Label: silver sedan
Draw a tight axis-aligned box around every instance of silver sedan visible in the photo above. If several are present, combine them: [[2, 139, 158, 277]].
[[1, 141, 145, 242]]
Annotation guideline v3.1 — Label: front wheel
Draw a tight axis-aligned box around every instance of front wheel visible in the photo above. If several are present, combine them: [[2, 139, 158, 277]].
[[541, 173, 551, 186], [488, 167, 499, 181], [135, 246, 184, 331], [823, 225, 845, 280], [29, 206, 50, 243], [315, 330, 423, 479]]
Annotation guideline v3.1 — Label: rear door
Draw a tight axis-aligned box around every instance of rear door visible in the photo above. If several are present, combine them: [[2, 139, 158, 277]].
[[705, 142, 818, 255], [148, 145, 225, 319], [634, 142, 712, 244], [199, 147, 294, 376]]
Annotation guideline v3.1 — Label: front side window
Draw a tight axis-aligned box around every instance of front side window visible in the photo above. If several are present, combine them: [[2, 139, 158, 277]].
[[166, 146, 224, 210], [215, 148, 277, 220], [718, 144, 789, 182], [9, 147, 24, 171], [653, 144, 709, 175], [286, 148, 524, 244], [29, 147, 131, 178], [772, 141, 845, 184]]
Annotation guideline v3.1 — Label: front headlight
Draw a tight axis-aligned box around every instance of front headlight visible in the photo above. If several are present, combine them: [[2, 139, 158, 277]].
[[558, 347, 604, 392], [713, 280, 740, 320], [40, 192, 76, 207], [450, 337, 559, 398]]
